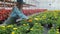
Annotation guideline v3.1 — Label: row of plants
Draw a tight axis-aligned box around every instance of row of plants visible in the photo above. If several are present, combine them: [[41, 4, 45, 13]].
[[0, 10, 60, 34], [0, 23, 60, 34], [0, 23, 44, 34], [31, 11, 60, 28], [28, 10, 60, 34]]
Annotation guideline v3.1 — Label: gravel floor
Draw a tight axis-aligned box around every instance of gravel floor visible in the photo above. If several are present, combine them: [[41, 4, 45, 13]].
[[43, 27, 50, 34]]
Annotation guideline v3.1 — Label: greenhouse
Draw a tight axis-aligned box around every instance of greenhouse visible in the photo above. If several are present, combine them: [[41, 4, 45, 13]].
[[0, 0, 60, 34]]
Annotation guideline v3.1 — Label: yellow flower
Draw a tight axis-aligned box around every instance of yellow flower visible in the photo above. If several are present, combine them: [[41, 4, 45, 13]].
[[57, 29, 59, 31], [30, 28, 33, 30], [55, 16, 57, 18], [28, 19, 32, 22], [42, 15, 46, 19], [35, 23, 38, 24], [56, 31, 59, 34], [27, 24, 29, 25], [11, 31, 15, 34], [34, 18, 39, 20], [23, 24, 26, 26], [1, 26, 5, 28], [7, 25, 13, 28], [51, 27, 54, 28], [0, 26, 6, 30], [13, 28, 18, 30]]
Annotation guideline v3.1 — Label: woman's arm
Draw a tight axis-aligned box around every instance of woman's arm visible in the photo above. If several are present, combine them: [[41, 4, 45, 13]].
[[14, 6, 28, 19]]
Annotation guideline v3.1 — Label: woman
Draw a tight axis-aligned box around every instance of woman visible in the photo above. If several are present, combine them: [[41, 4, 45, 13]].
[[3, 0, 28, 25]]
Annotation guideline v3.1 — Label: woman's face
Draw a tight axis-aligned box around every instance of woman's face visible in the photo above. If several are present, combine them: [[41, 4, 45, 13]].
[[17, 3, 23, 9]]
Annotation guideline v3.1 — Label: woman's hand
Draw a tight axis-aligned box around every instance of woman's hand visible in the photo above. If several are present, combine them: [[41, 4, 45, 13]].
[[16, 18, 29, 22], [16, 19, 22, 22]]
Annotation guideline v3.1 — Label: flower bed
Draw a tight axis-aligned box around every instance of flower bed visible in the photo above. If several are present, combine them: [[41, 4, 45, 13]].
[[0, 9, 46, 21], [0, 10, 60, 34]]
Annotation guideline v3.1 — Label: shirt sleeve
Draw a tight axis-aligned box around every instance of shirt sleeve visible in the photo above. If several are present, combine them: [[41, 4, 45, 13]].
[[10, 7, 17, 17], [14, 6, 28, 19]]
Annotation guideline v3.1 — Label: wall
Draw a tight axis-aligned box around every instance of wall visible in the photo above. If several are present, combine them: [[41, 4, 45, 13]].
[[1, 0, 60, 10], [24, 0, 60, 10]]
